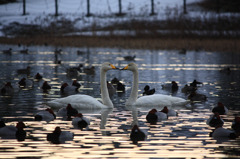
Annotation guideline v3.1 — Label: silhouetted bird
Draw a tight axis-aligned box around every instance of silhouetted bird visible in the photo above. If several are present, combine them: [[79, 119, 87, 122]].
[[143, 85, 155, 96]]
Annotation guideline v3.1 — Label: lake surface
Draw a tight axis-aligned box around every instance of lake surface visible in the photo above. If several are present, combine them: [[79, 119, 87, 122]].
[[0, 44, 240, 158]]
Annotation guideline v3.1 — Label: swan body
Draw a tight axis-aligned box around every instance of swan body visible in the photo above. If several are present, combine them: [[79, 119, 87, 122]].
[[122, 63, 189, 107], [47, 62, 117, 109], [133, 94, 188, 107]]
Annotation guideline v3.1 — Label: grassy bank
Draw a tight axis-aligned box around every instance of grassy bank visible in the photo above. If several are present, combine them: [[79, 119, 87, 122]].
[[0, 36, 239, 53]]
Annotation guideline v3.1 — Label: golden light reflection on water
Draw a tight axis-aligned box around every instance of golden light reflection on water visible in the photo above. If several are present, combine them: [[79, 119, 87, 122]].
[[0, 46, 240, 158]]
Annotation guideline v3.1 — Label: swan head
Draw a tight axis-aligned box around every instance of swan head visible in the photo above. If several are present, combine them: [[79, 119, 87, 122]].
[[122, 63, 138, 71], [101, 62, 117, 71]]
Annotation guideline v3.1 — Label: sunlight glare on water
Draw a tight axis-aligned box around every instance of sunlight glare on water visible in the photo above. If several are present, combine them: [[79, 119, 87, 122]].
[[0, 44, 240, 158]]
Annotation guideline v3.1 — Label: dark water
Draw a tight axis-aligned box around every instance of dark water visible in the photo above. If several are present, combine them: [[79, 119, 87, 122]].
[[0, 44, 240, 158]]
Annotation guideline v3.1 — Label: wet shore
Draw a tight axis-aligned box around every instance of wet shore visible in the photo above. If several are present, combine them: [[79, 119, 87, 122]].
[[1, 36, 240, 53]]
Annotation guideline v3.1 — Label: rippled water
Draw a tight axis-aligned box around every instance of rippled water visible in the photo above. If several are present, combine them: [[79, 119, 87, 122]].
[[0, 44, 240, 158]]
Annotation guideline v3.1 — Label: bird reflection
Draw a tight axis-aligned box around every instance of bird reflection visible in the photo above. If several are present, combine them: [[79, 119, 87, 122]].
[[126, 105, 147, 144]]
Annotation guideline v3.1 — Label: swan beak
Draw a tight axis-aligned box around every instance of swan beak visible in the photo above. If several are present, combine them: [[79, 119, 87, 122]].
[[121, 65, 128, 70], [110, 64, 117, 69]]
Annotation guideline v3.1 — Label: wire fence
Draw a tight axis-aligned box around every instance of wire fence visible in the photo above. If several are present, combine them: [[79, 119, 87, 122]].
[[1, 0, 188, 17]]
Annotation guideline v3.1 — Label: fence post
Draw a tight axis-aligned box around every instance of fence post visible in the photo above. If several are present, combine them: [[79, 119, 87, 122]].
[[86, 0, 91, 16], [118, 0, 122, 16], [183, 0, 187, 14], [150, 0, 155, 15], [55, 0, 58, 16], [22, 0, 26, 15]]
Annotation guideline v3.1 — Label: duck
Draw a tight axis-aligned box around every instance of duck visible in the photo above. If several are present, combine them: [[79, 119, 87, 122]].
[[160, 106, 178, 117], [18, 78, 33, 88], [179, 48, 187, 54], [106, 81, 116, 97], [161, 81, 179, 92], [146, 109, 167, 124], [2, 48, 12, 54], [111, 77, 125, 92], [231, 116, 240, 136], [34, 73, 43, 80], [206, 112, 224, 127], [143, 85, 155, 96], [111, 77, 120, 85], [210, 124, 237, 142], [116, 82, 125, 92], [46, 62, 117, 109], [83, 66, 95, 75], [72, 113, 90, 130], [34, 108, 56, 122], [188, 91, 207, 102], [60, 83, 78, 95], [20, 49, 28, 54], [124, 55, 136, 61], [130, 125, 146, 144], [146, 107, 177, 124], [47, 126, 74, 144], [54, 49, 62, 54], [66, 64, 83, 77], [72, 80, 81, 89], [41, 81, 51, 90], [17, 66, 31, 75], [212, 102, 228, 115], [57, 104, 78, 119], [220, 67, 231, 74], [121, 63, 189, 107], [1, 82, 14, 96], [181, 84, 197, 93], [0, 121, 26, 141], [190, 79, 202, 88]]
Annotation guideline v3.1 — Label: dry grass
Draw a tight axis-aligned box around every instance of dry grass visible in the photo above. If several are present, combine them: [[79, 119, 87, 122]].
[[0, 36, 240, 53]]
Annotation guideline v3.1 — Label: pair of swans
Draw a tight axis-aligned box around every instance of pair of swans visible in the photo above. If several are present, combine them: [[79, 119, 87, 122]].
[[47, 62, 189, 109]]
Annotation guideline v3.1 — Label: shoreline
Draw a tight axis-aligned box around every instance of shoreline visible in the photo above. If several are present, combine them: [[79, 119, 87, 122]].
[[0, 36, 240, 53]]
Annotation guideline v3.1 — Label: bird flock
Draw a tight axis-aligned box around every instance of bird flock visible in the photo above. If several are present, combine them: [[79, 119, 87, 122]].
[[0, 48, 238, 145]]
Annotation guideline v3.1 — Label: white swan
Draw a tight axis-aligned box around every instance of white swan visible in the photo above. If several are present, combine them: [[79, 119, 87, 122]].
[[122, 63, 189, 107], [47, 62, 117, 109]]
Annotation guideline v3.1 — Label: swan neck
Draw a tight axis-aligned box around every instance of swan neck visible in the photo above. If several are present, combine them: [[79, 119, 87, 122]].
[[127, 69, 139, 105], [100, 69, 113, 108]]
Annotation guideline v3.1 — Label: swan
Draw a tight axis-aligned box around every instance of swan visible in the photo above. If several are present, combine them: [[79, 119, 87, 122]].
[[122, 63, 189, 107], [46, 62, 117, 109]]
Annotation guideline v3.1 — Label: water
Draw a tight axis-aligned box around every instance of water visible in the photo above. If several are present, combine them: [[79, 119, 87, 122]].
[[0, 44, 240, 158]]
